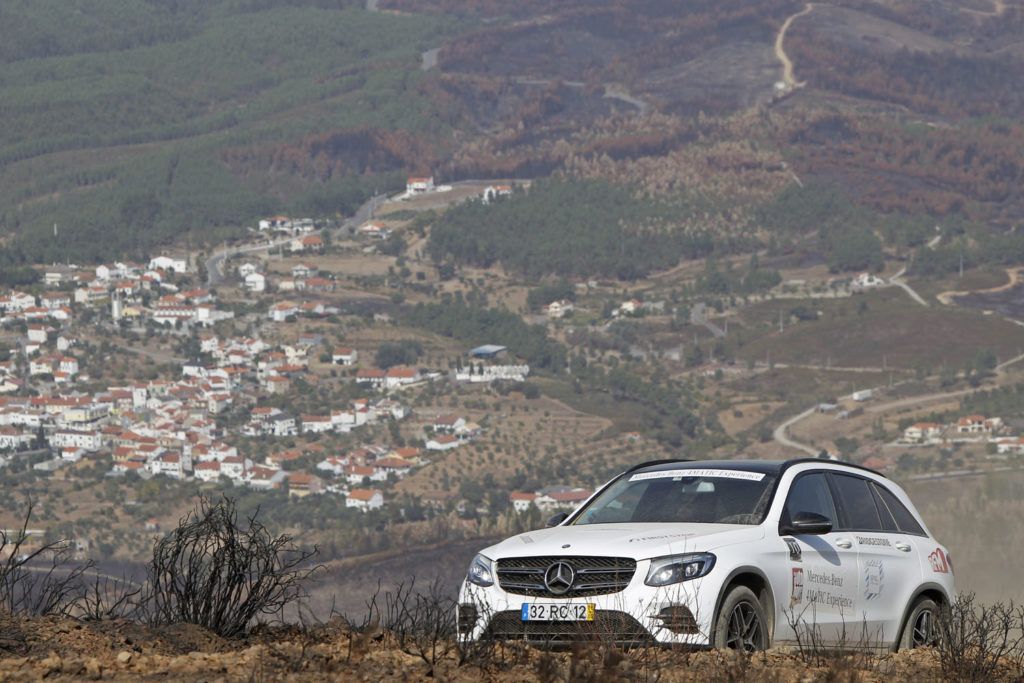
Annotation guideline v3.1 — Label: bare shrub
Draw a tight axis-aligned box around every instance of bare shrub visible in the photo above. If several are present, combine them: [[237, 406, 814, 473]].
[[368, 578, 457, 676], [938, 593, 1024, 682], [0, 501, 91, 618], [145, 497, 319, 638], [74, 572, 144, 621]]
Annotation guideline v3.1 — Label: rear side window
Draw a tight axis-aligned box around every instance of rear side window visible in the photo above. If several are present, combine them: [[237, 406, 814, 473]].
[[782, 473, 837, 528], [829, 474, 882, 531], [872, 482, 926, 536], [869, 485, 900, 532]]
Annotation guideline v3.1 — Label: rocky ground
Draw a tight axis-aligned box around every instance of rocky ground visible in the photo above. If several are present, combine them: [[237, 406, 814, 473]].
[[1, 614, 1020, 681]]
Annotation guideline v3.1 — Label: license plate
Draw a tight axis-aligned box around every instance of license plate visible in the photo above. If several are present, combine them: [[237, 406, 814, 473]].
[[521, 603, 595, 621]]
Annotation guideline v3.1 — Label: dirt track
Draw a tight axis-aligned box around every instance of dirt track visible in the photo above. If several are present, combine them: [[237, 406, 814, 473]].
[[961, 0, 1020, 17], [936, 267, 1023, 305], [775, 3, 815, 87]]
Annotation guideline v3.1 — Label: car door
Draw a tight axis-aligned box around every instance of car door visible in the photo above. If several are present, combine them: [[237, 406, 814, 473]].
[[776, 472, 860, 646], [869, 479, 931, 643], [827, 473, 923, 647]]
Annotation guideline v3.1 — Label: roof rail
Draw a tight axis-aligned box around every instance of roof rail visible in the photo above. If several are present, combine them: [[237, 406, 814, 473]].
[[781, 457, 888, 478], [624, 458, 692, 474]]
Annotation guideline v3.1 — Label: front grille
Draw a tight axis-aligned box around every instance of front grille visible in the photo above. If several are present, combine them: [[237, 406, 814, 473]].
[[496, 556, 636, 597], [484, 609, 653, 645]]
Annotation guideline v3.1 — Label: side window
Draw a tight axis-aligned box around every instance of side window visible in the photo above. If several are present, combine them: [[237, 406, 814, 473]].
[[829, 474, 882, 531], [782, 473, 838, 528], [872, 482, 926, 536], [869, 485, 900, 532]]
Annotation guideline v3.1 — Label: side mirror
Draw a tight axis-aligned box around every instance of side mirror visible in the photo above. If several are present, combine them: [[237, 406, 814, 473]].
[[780, 511, 832, 536], [545, 512, 569, 528]]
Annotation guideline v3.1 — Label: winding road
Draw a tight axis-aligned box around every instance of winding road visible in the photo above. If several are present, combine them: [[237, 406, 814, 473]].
[[775, 3, 816, 88], [773, 406, 820, 456], [774, 349, 1024, 456], [691, 303, 725, 338]]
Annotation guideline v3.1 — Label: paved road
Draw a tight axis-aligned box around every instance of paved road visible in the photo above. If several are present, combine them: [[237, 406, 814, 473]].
[[691, 303, 725, 338], [773, 406, 820, 457], [887, 266, 929, 307], [775, 350, 1024, 454]]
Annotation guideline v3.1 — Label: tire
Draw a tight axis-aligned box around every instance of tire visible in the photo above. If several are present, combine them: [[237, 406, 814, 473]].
[[712, 585, 769, 651], [898, 597, 942, 650]]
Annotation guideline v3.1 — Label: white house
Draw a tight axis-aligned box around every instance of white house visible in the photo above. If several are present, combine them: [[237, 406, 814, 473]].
[[852, 272, 884, 288], [301, 415, 334, 434], [405, 176, 434, 195], [346, 488, 384, 511], [332, 348, 358, 365], [40, 293, 71, 310], [148, 254, 189, 273], [244, 272, 266, 293], [48, 429, 102, 452], [150, 452, 191, 479], [315, 457, 348, 477], [27, 325, 53, 344], [357, 222, 391, 239], [220, 456, 249, 479], [238, 262, 260, 277], [193, 460, 223, 482], [269, 302, 299, 322], [345, 465, 383, 485], [534, 489, 592, 511], [0, 426, 32, 450], [385, 367, 420, 389], [902, 422, 943, 442], [482, 184, 512, 203], [426, 434, 460, 451], [509, 492, 537, 513], [543, 299, 574, 318]]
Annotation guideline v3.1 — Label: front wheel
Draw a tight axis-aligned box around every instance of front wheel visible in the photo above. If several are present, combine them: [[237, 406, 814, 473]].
[[898, 597, 942, 649], [712, 585, 769, 651]]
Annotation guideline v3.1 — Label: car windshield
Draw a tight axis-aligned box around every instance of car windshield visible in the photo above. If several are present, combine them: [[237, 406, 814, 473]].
[[572, 468, 777, 525]]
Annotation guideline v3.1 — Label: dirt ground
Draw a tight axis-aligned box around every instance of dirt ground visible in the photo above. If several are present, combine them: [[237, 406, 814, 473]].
[[0, 613, 994, 682]]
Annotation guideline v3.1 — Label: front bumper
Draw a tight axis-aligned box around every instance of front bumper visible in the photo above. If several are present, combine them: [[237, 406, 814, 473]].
[[458, 575, 718, 646]]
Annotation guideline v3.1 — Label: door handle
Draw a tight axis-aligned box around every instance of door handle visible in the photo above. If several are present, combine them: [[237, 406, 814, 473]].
[[895, 542, 912, 552], [835, 538, 853, 549]]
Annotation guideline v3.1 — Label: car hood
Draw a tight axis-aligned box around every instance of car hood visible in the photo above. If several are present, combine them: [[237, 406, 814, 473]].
[[478, 523, 764, 561]]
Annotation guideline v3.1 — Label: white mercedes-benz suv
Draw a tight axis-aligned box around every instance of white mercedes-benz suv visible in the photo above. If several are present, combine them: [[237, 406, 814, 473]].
[[458, 458, 954, 650]]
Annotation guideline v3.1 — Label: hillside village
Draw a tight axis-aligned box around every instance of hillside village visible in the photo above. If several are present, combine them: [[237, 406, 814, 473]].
[[0, 180, 618, 560]]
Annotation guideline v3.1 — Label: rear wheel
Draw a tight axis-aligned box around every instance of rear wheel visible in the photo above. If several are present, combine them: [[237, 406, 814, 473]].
[[898, 597, 942, 649], [712, 585, 769, 651]]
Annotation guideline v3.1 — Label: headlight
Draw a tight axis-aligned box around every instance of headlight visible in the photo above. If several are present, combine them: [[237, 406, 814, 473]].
[[645, 553, 716, 586], [467, 554, 494, 587]]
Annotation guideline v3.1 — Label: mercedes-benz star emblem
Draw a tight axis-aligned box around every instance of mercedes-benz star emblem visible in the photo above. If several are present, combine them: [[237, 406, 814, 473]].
[[544, 561, 576, 596]]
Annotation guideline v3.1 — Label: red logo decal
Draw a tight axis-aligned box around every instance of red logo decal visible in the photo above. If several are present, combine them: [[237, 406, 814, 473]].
[[929, 548, 949, 574], [790, 567, 804, 606]]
